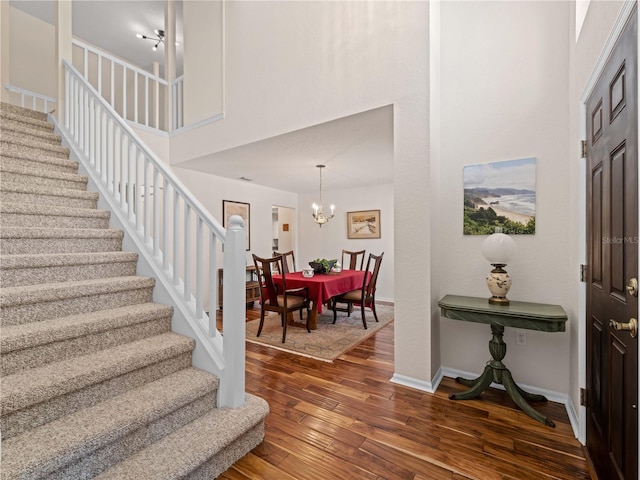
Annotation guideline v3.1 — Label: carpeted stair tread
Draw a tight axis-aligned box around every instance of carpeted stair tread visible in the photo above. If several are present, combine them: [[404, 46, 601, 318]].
[[1, 148, 79, 173], [0, 202, 108, 218], [95, 394, 269, 480], [1, 302, 173, 355], [1, 303, 173, 377], [0, 109, 54, 131], [0, 179, 98, 202], [0, 226, 122, 241], [0, 228, 123, 256], [0, 251, 136, 270], [1, 131, 70, 157], [1, 332, 196, 417], [1, 367, 217, 479], [0, 275, 153, 308], [0, 102, 49, 121], [0, 162, 88, 189], [2, 120, 62, 145], [0, 251, 138, 287], [1, 237, 123, 257], [0, 276, 155, 326], [0, 202, 110, 229]]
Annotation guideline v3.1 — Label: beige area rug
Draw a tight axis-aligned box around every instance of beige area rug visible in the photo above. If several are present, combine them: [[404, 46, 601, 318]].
[[245, 304, 394, 362]]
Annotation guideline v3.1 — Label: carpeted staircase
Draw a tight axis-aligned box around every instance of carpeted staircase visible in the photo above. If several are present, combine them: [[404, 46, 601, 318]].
[[0, 103, 268, 479]]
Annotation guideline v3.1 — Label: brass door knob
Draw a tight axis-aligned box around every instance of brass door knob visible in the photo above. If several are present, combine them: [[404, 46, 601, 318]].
[[610, 318, 638, 338], [627, 278, 638, 297]]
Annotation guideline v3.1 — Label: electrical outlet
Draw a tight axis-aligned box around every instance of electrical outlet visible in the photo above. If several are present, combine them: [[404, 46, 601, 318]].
[[516, 329, 527, 345]]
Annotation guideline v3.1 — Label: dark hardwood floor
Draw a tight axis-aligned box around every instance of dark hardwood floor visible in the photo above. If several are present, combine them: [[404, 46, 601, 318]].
[[218, 306, 592, 480]]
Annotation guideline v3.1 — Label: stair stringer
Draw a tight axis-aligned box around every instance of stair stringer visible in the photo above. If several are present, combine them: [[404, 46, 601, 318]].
[[49, 116, 231, 397]]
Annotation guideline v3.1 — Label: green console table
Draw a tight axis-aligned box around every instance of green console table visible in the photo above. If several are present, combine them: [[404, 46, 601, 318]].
[[438, 294, 568, 427]]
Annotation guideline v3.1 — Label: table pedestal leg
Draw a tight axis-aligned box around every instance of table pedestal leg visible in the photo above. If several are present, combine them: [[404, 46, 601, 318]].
[[308, 305, 317, 330], [287, 306, 318, 330], [449, 324, 555, 427]]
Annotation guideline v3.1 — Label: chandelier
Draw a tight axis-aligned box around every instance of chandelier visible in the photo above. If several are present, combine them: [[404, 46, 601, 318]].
[[312, 164, 335, 227], [136, 29, 165, 51]]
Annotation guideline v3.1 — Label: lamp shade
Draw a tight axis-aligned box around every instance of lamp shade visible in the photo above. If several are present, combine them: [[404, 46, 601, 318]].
[[481, 231, 516, 264]]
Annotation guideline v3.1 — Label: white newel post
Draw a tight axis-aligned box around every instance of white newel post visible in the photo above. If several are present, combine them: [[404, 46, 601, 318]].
[[219, 215, 246, 408], [55, 0, 72, 123], [164, 1, 176, 132]]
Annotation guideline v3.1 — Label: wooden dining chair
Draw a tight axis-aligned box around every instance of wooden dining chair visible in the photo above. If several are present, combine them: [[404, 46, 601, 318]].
[[330, 249, 366, 316], [341, 249, 365, 270], [273, 250, 296, 273], [332, 252, 384, 329], [253, 254, 311, 343]]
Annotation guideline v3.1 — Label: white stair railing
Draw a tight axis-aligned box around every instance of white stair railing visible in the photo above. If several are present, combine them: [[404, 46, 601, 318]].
[[72, 40, 184, 132], [2, 84, 56, 113], [55, 59, 246, 408]]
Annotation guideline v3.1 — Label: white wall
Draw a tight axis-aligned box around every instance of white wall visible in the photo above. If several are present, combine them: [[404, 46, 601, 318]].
[[298, 183, 394, 302], [173, 167, 395, 302], [436, 1, 572, 394], [182, 0, 223, 125], [173, 166, 298, 269], [8, 7, 56, 98]]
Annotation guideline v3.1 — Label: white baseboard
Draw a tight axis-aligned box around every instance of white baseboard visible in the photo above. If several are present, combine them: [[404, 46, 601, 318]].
[[390, 373, 434, 393]]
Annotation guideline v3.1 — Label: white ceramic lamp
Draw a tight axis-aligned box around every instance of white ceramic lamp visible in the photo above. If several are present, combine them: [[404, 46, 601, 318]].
[[481, 228, 516, 305]]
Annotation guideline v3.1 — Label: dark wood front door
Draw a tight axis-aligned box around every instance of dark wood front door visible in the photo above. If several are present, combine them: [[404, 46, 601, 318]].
[[586, 8, 638, 480]]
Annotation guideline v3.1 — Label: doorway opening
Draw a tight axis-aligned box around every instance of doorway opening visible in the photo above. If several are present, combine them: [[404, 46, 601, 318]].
[[272, 206, 296, 255]]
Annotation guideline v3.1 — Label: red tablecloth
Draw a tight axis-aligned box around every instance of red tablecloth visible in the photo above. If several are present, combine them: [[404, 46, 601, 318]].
[[273, 270, 365, 313]]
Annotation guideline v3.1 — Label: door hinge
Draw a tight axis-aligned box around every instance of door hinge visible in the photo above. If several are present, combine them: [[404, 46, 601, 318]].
[[580, 387, 589, 407], [580, 264, 587, 282], [580, 140, 587, 159]]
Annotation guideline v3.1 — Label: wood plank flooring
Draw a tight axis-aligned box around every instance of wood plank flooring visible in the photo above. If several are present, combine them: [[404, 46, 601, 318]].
[[218, 307, 592, 479]]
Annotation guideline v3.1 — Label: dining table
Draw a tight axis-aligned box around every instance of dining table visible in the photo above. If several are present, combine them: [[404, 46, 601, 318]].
[[273, 269, 366, 330]]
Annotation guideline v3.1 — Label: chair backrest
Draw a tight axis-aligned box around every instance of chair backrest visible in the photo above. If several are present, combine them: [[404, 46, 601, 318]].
[[273, 250, 296, 273], [253, 254, 286, 305], [342, 249, 366, 270], [362, 252, 384, 298]]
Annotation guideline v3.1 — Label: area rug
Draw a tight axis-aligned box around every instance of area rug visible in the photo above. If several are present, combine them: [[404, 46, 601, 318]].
[[245, 304, 394, 362]]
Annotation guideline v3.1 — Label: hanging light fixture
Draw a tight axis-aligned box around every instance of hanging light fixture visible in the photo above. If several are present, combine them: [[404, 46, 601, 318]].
[[312, 164, 335, 227], [136, 29, 165, 51]]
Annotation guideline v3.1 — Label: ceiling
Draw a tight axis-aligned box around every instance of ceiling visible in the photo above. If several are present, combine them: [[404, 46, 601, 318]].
[[10, 0, 184, 73], [10, 1, 394, 195], [176, 105, 394, 194]]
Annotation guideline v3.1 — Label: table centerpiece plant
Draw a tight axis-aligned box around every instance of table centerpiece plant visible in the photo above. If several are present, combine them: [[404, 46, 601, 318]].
[[309, 258, 337, 274]]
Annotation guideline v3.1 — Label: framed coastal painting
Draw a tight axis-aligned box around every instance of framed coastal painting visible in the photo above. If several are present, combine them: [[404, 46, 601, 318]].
[[223, 200, 250, 250], [463, 157, 536, 235], [347, 210, 381, 239]]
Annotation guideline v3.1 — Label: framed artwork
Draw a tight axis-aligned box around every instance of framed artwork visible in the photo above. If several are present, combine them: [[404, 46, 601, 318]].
[[347, 210, 381, 239], [223, 200, 250, 250], [463, 157, 536, 235]]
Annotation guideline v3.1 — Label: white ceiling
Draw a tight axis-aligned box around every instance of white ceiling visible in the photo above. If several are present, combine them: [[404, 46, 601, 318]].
[[10, 0, 184, 73], [176, 105, 394, 194], [10, 1, 394, 195]]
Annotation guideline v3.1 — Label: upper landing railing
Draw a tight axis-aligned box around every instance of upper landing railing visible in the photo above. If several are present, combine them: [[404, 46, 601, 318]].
[[72, 40, 183, 132], [2, 84, 56, 113]]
